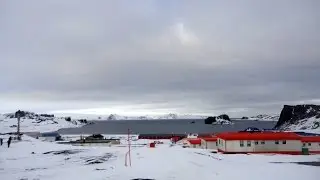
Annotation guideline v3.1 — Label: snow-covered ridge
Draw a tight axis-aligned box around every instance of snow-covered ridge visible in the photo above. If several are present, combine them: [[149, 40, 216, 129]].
[[94, 113, 209, 120], [0, 111, 89, 134], [249, 114, 280, 121]]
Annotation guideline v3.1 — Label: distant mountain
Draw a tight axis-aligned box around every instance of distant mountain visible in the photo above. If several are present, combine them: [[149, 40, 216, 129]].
[[249, 114, 280, 121], [274, 104, 320, 133], [103, 113, 208, 120]]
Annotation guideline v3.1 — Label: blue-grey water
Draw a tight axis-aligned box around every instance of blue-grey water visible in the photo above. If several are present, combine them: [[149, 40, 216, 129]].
[[57, 119, 277, 135]]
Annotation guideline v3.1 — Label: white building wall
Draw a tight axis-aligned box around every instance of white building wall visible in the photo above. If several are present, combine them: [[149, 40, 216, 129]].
[[217, 138, 226, 151], [302, 142, 320, 152], [205, 141, 217, 149], [225, 140, 254, 152], [255, 140, 301, 152], [225, 140, 301, 153]]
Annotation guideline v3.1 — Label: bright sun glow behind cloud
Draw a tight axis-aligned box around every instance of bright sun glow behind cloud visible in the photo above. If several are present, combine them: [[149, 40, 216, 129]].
[[173, 22, 199, 46]]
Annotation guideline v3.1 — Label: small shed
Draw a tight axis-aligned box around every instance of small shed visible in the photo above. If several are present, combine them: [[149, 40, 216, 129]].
[[40, 132, 62, 142], [171, 136, 181, 143]]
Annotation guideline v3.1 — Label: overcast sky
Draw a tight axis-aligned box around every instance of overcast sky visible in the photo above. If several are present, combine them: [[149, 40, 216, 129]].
[[0, 0, 319, 116]]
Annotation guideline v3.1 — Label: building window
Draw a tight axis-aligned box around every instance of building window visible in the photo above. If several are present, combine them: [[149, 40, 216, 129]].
[[247, 140, 251, 147], [303, 143, 306, 147], [254, 141, 259, 145], [308, 143, 311, 146], [275, 140, 279, 145], [240, 140, 244, 147], [216, 141, 218, 146], [282, 140, 286, 144], [261, 141, 265, 145]]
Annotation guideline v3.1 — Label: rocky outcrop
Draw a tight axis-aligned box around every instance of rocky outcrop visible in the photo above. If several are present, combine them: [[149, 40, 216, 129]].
[[204, 114, 232, 125], [217, 114, 230, 121], [204, 116, 216, 124], [274, 104, 320, 130]]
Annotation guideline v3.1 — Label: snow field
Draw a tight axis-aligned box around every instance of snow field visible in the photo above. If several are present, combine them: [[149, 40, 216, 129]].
[[1, 135, 320, 180]]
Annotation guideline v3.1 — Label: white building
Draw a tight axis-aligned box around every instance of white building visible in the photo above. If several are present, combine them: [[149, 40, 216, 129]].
[[201, 137, 218, 150]]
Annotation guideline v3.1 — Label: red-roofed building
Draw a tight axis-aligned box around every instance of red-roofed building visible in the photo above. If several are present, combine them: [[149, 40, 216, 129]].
[[179, 138, 204, 148], [216, 132, 304, 154], [178, 136, 218, 150]]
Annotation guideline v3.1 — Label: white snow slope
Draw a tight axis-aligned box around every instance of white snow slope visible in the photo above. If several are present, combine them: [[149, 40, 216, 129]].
[[283, 117, 320, 134], [0, 135, 319, 180]]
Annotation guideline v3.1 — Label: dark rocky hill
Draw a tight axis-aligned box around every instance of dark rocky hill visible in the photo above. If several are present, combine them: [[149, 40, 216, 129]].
[[274, 104, 320, 131], [204, 114, 232, 125]]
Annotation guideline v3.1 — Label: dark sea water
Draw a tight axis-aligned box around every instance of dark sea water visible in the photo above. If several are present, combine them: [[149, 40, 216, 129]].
[[57, 119, 277, 135]]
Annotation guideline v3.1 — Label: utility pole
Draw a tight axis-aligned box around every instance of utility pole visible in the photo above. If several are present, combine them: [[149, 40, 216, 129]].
[[15, 110, 22, 140]]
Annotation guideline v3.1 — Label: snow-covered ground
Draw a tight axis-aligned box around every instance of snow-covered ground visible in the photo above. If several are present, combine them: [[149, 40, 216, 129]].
[[0, 135, 319, 180]]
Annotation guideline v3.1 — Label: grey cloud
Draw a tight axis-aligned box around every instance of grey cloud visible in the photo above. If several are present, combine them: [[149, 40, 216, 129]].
[[0, 0, 319, 116]]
